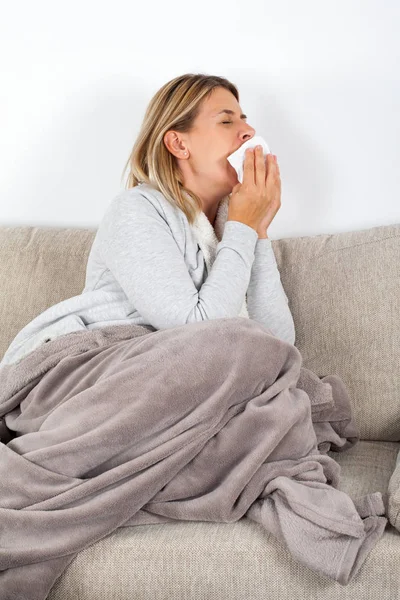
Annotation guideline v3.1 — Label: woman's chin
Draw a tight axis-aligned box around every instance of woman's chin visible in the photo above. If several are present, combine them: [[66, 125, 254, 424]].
[[225, 162, 238, 181], [229, 173, 239, 190]]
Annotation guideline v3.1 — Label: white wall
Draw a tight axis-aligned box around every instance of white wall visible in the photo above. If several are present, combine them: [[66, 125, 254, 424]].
[[1, 0, 399, 239]]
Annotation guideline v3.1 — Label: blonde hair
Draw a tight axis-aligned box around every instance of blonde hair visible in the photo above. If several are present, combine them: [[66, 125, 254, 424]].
[[120, 73, 239, 225]]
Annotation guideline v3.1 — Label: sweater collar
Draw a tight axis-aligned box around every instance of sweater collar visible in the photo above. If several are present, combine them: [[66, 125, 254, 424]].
[[190, 196, 229, 270], [191, 195, 229, 241]]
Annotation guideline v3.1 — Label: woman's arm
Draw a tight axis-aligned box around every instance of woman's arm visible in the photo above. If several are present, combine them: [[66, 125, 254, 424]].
[[246, 238, 296, 345], [98, 194, 260, 330]]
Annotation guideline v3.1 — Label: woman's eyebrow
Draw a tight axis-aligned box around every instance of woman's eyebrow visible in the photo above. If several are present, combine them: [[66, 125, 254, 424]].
[[214, 109, 247, 119]]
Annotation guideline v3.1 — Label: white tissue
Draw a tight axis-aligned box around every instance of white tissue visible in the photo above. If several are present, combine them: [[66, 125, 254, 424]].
[[227, 135, 271, 184]]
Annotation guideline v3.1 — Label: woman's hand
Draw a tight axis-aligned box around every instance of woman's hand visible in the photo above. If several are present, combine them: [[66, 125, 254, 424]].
[[257, 154, 281, 239]]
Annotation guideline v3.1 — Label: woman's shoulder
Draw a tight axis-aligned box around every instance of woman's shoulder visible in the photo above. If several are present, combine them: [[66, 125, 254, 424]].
[[107, 183, 183, 223], [96, 184, 188, 245], [92, 183, 192, 262]]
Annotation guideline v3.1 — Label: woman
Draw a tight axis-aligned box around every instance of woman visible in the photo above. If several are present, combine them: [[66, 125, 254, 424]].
[[0, 72, 293, 369], [0, 74, 387, 598]]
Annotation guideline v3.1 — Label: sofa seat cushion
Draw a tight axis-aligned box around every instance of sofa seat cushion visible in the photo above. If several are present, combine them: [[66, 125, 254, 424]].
[[48, 441, 400, 599]]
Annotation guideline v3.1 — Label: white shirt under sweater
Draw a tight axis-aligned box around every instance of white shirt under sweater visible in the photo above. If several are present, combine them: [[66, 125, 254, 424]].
[[0, 183, 295, 367]]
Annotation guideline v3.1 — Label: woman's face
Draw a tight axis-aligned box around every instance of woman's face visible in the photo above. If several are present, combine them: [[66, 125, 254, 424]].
[[165, 87, 256, 201]]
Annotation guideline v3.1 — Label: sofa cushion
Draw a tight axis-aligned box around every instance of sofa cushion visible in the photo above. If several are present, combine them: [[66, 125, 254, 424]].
[[272, 223, 400, 441], [47, 441, 400, 599], [0, 226, 96, 362], [0, 222, 399, 441]]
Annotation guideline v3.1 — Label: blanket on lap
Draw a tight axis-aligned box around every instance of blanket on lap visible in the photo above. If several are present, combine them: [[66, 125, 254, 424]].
[[0, 317, 388, 599]]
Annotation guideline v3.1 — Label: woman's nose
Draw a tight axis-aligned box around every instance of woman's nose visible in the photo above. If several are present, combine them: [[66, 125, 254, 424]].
[[241, 127, 256, 141]]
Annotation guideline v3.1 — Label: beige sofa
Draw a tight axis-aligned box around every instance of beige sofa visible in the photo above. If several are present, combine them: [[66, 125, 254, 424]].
[[1, 221, 399, 599]]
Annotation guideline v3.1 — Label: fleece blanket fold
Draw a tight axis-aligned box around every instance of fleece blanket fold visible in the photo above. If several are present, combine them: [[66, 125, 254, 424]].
[[0, 317, 387, 599]]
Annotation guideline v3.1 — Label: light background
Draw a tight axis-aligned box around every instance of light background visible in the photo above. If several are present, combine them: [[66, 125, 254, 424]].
[[1, 0, 399, 239]]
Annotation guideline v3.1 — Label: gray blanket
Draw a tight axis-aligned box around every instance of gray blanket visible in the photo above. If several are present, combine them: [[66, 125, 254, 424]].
[[0, 317, 388, 598]]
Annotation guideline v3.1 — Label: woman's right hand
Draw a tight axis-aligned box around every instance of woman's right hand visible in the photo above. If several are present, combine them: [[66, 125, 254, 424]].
[[227, 146, 281, 232]]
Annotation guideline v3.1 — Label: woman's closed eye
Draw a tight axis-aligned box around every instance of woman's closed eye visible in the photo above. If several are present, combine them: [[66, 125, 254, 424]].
[[222, 121, 233, 125]]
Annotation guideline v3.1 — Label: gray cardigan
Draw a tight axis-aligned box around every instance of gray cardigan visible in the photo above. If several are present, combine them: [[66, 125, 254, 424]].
[[0, 183, 295, 367]]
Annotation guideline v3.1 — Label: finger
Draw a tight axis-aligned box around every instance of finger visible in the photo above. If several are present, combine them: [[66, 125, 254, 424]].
[[243, 148, 255, 185], [255, 146, 266, 186], [271, 155, 280, 172], [266, 153, 275, 175]]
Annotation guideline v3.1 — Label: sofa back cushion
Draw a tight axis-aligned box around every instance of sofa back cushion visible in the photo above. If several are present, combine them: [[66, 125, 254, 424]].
[[0, 222, 399, 441], [0, 225, 96, 362], [271, 222, 399, 442]]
